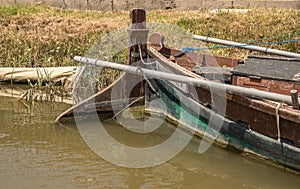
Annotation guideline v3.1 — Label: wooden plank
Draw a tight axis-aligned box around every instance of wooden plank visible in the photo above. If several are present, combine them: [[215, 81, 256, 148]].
[[233, 56, 300, 82]]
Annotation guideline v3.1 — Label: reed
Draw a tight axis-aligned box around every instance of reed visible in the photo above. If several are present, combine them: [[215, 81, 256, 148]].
[[18, 68, 70, 104]]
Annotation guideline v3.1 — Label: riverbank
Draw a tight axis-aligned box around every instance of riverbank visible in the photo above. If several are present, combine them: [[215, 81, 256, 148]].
[[0, 4, 299, 68]]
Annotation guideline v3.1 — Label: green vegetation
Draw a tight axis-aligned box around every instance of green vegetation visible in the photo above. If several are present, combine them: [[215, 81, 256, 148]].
[[0, 4, 299, 67]]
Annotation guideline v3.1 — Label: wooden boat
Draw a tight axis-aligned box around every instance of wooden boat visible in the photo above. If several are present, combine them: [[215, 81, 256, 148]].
[[56, 9, 300, 172]]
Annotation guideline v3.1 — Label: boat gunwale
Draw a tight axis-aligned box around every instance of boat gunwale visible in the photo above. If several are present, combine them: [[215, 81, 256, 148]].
[[147, 45, 300, 122]]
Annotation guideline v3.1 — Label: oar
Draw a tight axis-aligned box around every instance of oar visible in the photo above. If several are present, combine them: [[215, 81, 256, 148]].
[[74, 56, 300, 106]]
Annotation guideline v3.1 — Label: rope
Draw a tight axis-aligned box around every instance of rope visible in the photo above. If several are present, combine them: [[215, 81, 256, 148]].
[[138, 45, 157, 65], [109, 96, 145, 121], [247, 31, 300, 43], [275, 102, 282, 142], [136, 66, 160, 96], [107, 66, 160, 121]]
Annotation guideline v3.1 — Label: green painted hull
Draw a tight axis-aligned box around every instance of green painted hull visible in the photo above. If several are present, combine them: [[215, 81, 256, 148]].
[[146, 78, 300, 172]]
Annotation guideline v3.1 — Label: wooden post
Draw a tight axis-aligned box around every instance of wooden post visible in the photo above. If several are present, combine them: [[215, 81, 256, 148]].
[[125, 0, 129, 10], [128, 9, 149, 65], [127, 9, 148, 100], [290, 90, 299, 109]]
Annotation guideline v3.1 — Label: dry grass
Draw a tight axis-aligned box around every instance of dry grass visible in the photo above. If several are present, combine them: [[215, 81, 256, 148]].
[[0, 4, 128, 67], [173, 9, 300, 57], [0, 4, 299, 67]]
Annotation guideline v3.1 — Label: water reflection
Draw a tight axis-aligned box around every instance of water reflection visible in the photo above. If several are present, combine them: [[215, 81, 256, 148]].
[[0, 96, 299, 189]]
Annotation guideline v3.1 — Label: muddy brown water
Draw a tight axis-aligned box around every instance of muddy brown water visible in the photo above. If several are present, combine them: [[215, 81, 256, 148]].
[[0, 94, 300, 189]]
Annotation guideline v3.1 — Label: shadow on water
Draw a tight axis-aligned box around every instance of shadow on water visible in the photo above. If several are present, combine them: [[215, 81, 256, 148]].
[[0, 95, 300, 189]]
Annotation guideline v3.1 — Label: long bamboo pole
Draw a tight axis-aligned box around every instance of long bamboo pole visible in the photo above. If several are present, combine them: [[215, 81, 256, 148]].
[[193, 35, 300, 59], [74, 56, 300, 106]]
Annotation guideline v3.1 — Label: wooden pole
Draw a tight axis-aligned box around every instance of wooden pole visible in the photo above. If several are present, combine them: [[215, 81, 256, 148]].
[[74, 55, 300, 106], [291, 90, 300, 109], [193, 35, 300, 59]]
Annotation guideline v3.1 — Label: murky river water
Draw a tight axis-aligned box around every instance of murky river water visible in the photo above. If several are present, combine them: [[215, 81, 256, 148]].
[[0, 94, 300, 189]]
